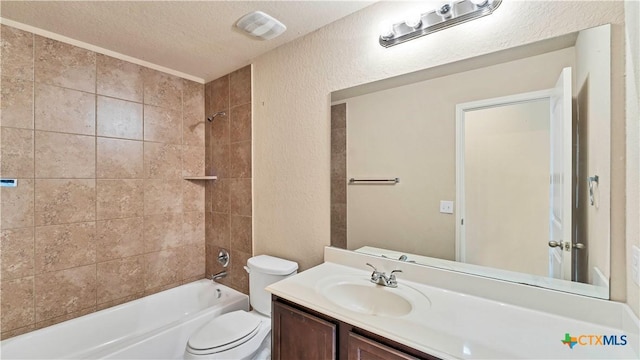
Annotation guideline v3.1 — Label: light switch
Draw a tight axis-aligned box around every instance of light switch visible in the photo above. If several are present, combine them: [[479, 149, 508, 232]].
[[440, 200, 454, 214]]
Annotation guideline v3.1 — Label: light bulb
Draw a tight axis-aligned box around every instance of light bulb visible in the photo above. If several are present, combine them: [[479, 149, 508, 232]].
[[405, 13, 422, 29], [435, 2, 454, 18], [379, 21, 395, 40], [470, 0, 489, 7]]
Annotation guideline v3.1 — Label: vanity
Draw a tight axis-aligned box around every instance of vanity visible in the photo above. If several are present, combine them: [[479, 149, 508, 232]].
[[267, 247, 639, 359]]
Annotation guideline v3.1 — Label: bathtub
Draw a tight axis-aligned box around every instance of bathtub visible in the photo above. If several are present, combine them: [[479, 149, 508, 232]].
[[0, 280, 249, 359]]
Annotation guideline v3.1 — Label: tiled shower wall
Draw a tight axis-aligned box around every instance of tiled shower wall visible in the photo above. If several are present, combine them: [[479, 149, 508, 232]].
[[204, 66, 252, 294], [0, 25, 206, 339], [330, 103, 347, 248]]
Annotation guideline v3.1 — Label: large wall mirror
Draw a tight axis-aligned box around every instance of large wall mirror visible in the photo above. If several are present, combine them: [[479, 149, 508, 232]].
[[330, 24, 612, 299]]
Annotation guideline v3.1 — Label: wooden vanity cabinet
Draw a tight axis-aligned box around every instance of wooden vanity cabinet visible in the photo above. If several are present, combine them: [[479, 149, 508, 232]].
[[272, 296, 439, 360]]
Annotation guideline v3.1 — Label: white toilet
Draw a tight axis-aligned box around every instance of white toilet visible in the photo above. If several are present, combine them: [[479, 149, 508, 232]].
[[184, 255, 298, 360]]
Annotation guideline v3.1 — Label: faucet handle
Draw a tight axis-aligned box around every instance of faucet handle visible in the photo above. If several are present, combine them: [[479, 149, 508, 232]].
[[365, 263, 378, 272], [389, 269, 402, 280]]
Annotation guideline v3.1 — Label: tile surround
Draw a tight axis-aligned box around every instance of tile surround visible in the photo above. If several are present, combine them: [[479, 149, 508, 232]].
[[330, 103, 347, 249], [0, 25, 206, 339], [205, 65, 253, 293]]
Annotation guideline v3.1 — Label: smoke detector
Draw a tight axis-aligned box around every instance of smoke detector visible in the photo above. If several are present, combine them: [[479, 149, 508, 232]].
[[236, 11, 286, 40]]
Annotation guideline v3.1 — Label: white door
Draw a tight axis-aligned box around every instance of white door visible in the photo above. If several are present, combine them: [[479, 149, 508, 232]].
[[548, 67, 573, 280]]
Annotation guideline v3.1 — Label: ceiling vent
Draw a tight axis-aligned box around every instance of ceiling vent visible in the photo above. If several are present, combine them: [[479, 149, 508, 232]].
[[236, 11, 286, 40]]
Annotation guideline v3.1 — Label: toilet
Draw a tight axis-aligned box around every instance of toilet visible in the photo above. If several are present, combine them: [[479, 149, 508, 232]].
[[184, 255, 298, 360]]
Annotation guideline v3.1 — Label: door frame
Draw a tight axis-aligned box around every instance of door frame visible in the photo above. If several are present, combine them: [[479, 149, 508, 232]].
[[455, 89, 554, 262]]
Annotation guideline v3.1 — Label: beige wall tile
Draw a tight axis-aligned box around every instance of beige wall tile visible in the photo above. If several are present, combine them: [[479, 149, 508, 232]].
[[229, 178, 251, 216], [144, 249, 181, 289], [142, 69, 183, 110], [1, 179, 34, 229], [35, 179, 95, 226], [143, 179, 183, 215], [229, 65, 251, 107], [96, 217, 144, 262], [97, 256, 144, 303], [34, 36, 95, 93], [331, 226, 347, 249], [34, 222, 96, 273], [96, 179, 143, 220], [143, 105, 182, 144], [1, 127, 34, 178], [210, 179, 229, 213], [183, 80, 205, 147], [211, 144, 230, 179], [34, 83, 95, 135], [97, 137, 143, 179], [210, 75, 229, 113], [1, 325, 36, 340], [34, 265, 97, 322], [181, 244, 205, 279], [1, 277, 35, 332], [96, 54, 143, 103], [1, 25, 34, 81], [1, 228, 35, 280], [183, 180, 205, 212], [144, 213, 183, 252], [230, 103, 251, 142], [209, 212, 229, 248], [331, 127, 346, 156], [144, 142, 182, 179], [97, 96, 143, 140], [228, 250, 250, 294], [230, 215, 252, 254], [183, 211, 205, 246], [1, 78, 34, 129], [35, 131, 95, 178], [331, 103, 346, 129], [331, 203, 347, 230], [210, 111, 229, 144], [229, 141, 251, 178], [331, 151, 346, 179], [331, 178, 347, 204], [182, 146, 205, 177]]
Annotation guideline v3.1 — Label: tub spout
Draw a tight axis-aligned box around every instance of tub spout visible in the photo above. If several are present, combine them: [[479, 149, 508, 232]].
[[210, 271, 227, 281]]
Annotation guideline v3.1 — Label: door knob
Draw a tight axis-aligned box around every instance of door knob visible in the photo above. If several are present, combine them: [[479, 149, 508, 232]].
[[548, 241, 569, 250]]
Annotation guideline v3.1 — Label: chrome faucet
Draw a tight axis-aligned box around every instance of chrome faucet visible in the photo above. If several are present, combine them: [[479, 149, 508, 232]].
[[210, 270, 227, 281], [365, 263, 402, 288]]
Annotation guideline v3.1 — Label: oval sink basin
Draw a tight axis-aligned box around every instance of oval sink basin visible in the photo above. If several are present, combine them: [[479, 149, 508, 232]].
[[324, 283, 413, 316]]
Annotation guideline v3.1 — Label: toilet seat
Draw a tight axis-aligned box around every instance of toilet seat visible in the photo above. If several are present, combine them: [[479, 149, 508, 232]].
[[185, 311, 270, 358]]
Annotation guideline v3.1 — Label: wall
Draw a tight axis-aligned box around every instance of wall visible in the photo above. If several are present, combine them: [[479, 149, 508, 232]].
[[252, 0, 627, 302], [204, 65, 253, 294], [341, 48, 572, 261], [464, 100, 550, 277], [0, 25, 206, 339], [625, 0, 640, 316]]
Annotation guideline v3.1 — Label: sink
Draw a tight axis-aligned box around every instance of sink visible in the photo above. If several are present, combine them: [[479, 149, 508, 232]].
[[316, 276, 431, 317]]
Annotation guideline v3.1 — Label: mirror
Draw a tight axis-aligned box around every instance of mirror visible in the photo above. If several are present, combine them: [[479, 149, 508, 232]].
[[330, 24, 611, 299]]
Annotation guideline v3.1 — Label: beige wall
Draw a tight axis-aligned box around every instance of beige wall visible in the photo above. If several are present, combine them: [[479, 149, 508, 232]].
[[575, 25, 612, 282], [204, 66, 253, 294], [342, 48, 572, 261], [0, 25, 206, 338], [625, 0, 640, 316], [464, 100, 550, 277], [252, 0, 627, 304]]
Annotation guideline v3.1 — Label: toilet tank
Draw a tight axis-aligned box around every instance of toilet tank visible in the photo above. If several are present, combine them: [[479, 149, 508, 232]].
[[247, 255, 298, 316]]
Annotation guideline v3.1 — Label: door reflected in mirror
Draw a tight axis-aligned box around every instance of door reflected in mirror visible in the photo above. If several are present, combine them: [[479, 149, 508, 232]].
[[330, 24, 611, 299]]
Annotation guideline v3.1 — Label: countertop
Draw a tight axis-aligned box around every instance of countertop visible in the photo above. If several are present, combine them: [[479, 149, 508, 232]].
[[267, 261, 639, 359]]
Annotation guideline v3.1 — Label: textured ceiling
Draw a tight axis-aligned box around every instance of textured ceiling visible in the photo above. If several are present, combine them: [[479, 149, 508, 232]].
[[1, 1, 374, 82]]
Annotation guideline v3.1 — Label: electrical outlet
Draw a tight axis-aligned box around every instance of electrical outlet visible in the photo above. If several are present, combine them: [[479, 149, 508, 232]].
[[632, 245, 640, 287], [440, 201, 454, 214]]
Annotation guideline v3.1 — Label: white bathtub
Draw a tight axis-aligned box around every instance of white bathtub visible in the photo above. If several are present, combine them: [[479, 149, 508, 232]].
[[0, 280, 249, 359]]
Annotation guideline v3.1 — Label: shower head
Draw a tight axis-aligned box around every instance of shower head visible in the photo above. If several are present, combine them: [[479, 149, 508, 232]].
[[207, 111, 226, 122]]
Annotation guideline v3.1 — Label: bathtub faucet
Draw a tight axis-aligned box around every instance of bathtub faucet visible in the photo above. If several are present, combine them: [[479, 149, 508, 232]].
[[210, 271, 227, 281]]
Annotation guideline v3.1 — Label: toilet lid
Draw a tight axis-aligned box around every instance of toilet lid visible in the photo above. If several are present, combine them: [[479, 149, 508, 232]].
[[188, 311, 262, 351]]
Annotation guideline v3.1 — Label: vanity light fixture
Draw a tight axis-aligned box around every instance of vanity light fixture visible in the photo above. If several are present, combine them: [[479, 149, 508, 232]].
[[379, 0, 501, 48]]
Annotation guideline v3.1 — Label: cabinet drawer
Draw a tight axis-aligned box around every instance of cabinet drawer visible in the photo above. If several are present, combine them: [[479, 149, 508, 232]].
[[348, 332, 419, 360]]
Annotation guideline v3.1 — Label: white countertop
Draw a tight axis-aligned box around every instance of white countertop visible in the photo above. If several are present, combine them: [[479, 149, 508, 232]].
[[267, 260, 639, 359]]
